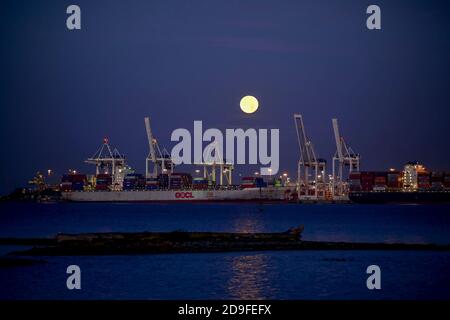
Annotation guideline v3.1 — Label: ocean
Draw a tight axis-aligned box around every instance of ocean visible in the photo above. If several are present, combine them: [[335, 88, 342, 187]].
[[0, 202, 449, 300]]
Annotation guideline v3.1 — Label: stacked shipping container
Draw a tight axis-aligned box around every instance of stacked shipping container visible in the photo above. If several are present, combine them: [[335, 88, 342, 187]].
[[240, 177, 268, 188], [169, 173, 192, 189], [431, 172, 444, 190], [158, 174, 169, 189], [360, 172, 374, 192], [373, 172, 387, 191], [123, 174, 145, 190], [60, 174, 87, 191], [192, 178, 208, 190], [349, 172, 362, 192], [95, 174, 112, 191], [445, 172, 450, 189], [145, 177, 159, 190], [417, 172, 431, 190], [349, 170, 449, 192], [387, 171, 401, 189]]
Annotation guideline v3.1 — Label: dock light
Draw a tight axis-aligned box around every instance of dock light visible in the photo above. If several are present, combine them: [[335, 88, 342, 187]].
[[47, 169, 52, 176], [283, 173, 288, 177], [73, 170, 77, 174]]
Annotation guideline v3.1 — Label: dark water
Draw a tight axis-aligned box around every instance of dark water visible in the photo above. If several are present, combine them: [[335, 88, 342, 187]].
[[0, 202, 449, 300]]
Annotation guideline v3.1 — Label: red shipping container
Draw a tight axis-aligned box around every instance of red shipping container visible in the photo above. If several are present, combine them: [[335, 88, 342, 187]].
[[71, 174, 87, 182], [374, 177, 387, 186], [349, 172, 361, 180], [60, 182, 72, 191], [95, 184, 109, 191]]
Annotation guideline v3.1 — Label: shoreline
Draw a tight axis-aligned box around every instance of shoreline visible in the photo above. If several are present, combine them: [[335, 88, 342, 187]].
[[1, 229, 449, 256]]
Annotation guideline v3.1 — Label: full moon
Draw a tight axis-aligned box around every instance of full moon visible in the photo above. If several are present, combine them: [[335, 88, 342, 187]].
[[240, 96, 259, 114]]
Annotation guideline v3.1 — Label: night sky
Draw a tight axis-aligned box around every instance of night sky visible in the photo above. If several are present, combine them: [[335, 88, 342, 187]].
[[1, 0, 450, 194]]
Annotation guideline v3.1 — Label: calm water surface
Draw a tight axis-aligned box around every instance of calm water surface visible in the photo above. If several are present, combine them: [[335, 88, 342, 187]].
[[0, 202, 449, 300]]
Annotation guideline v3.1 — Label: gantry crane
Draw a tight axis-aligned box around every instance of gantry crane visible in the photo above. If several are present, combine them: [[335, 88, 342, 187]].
[[195, 141, 234, 186], [294, 114, 327, 200], [85, 138, 128, 190], [144, 117, 174, 178], [86, 137, 126, 176], [331, 118, 360, 198]]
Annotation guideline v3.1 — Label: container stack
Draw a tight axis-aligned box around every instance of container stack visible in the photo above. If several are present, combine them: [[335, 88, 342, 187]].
[[145, 177, 159, 190], [158, 174, 169, 189], [123, 173, 145, 190], [431, 172, 444, 191], [241, 176, 268, 188], [349, 168, 444, 192], [95, 174, 112, 191], [349, 172, 362, 191], [360, 172, 374, 191], [169, 175, 182, 189], [60, 175, 73, 192], [387, 171, 401, 190], [60, 174, 87, 191], [444, 172, 450, 190], [169, 173, 192, 189], [255, 177, 267, 188], [417, 172, 431, 190], [192, 178, 208, 190], [71, 174, 87, 191], [184, 173, 193, 188], [373, 172, 387, 191], [241, 177, 256, 188]]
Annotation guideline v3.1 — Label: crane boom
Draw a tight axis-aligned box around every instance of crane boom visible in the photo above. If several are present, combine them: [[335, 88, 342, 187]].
[[294, 114, 313, 165], [144, 117, 156, 162], [331, 117, 360, 198], [332, 118, 344, 161], [293, 113, 327, 201]]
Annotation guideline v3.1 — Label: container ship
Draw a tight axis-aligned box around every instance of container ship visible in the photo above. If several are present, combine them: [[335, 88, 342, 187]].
[[60, 170, 295, 202], [45, 116, 449, 204], [59, 117, 296, 203], [348, 163, 450, 204], [61, 171, 295, 203], [62, 186, 292, 202]]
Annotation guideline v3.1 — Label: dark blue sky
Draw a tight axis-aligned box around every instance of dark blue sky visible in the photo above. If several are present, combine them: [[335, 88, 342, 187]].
[[1, 0, 450, 194]]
